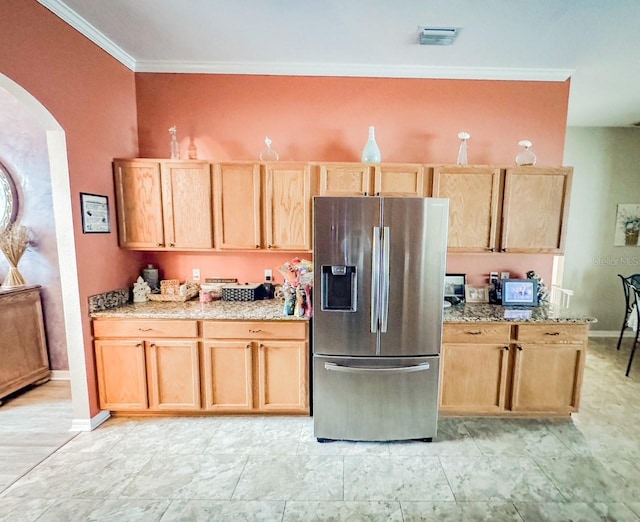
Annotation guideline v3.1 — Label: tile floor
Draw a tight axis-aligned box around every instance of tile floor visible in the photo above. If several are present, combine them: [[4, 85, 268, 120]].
[[0, 337, 639, 521]]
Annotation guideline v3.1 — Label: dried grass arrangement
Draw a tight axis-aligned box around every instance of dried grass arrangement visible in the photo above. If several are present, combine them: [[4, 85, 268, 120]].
[[0, 224, 30, 287]]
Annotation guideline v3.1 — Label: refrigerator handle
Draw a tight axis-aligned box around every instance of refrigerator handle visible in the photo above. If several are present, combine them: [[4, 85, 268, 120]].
[[324, 362, 431, 374], [380, 226, 390, 332], [371, 226, 381, 333]]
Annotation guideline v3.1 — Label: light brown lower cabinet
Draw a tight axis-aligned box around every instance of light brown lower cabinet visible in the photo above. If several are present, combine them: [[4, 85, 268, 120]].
[[202, 321, 309, 413], [93, 319, 200, 412], [93, 318, 309, 415], [440, 322, 588, 416]]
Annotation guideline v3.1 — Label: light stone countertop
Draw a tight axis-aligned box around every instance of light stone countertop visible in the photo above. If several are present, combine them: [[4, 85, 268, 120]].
[[90, 298, 307, 321], [443, 303, 597, 324], [89, 298, 596, 324]]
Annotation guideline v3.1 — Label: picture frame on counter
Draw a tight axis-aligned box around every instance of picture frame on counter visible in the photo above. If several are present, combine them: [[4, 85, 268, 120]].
[[465, 284, 489, 303], [444, 273, 466, 300], [80, 192, 110, 234]]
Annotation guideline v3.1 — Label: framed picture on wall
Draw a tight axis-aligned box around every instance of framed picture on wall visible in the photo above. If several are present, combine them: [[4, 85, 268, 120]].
[[80, 193, 110, 234]]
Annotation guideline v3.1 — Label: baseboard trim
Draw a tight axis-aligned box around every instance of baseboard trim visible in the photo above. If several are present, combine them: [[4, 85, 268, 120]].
[[50, 370, 70, 380], [70, 410, 110, 432], [589, 330, 636, 338]]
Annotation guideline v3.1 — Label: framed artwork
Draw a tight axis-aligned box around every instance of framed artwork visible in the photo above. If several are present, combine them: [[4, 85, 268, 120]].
[[615, 203, 640, 246], [465, 284, 489, 303], [80, 193, 110, 234], [444, 273, 466, 299]]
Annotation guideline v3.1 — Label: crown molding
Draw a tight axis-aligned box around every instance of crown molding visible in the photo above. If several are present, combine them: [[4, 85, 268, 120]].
[[36, 1, 572, 82], [134, 60, 573, 82], [37, 0, 136, 70]]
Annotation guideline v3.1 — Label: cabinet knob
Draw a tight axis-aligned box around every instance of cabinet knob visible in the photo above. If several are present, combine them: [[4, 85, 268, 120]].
[[149, 343, 156, 348], [169, 243, 175, 247], [135, 342, 142, 347], [504, 346, 509, 351], [249, 329, 262, 333], [245, 344, 251, 350], [156, 243, 163, 247], [545, 332, 561, 336], [467, 331, 482, 335], [255, 245, 260, 249], [138, 328, 152, 332], [517, 345, 523, 351]]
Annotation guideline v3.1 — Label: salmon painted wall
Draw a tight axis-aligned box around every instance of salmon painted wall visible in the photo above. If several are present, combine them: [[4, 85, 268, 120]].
[[0, 0, 142, 414], [135, 74, 570, 285]]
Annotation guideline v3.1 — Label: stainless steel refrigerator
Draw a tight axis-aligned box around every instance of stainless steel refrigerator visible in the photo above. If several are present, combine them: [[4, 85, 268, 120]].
[[312, 196, 448, 442]]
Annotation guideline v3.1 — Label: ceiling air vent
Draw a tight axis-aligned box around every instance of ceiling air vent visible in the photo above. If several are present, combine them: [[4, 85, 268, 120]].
[[418, 26, 459, 46]]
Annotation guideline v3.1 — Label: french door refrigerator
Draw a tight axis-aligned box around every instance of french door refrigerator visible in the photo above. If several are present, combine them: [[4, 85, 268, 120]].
[[313, 196, 448, 442]]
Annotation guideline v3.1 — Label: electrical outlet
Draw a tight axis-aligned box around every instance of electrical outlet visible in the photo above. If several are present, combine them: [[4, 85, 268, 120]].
[[264, 269, 273, 281], [192, 268, 201, 281]]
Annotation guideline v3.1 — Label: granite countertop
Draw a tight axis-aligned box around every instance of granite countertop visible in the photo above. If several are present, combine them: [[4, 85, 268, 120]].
[[444, 303, 597, 324], [90, 298, 307, 321]]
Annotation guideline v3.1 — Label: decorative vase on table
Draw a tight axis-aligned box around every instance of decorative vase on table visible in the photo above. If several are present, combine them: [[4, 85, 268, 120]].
[[361, 126, 381, 163], [0, 225, 30, 288]]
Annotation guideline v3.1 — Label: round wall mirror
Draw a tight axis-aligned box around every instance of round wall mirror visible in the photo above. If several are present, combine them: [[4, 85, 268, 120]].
[[0, 162, 18, 233]]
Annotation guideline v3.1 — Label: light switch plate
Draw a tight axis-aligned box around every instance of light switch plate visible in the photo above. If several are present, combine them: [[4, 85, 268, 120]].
[[192, 268, 201, 281], [264, 269, 273, 280]]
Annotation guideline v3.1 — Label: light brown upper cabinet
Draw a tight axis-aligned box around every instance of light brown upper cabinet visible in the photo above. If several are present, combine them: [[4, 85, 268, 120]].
[[214, 162, 262, 250], [263, 163, 313, 251], [432, 165, 572, 253], [319, 162, 428, 197], [432, 166, 501, 252], [374, 164, 428, 197], [319, 163, 372, 196], [214, 162, 313, 251], [113, 159, 213, 250], [501, 167, 573, 253]]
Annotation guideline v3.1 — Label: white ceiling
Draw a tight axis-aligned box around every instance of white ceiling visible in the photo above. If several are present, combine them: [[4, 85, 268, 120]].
[[39, 0, 640, 127]]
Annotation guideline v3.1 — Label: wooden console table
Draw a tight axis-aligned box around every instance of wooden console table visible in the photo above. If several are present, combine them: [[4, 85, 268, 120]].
[[0, 286, 50, 404]]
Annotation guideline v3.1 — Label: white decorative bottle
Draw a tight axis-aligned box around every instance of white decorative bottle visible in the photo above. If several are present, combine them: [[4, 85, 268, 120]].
[[361, 126, 381, 163], [515, 140, 537, 166], [457, 131, 470, 165], [169, 125, 180, 160]]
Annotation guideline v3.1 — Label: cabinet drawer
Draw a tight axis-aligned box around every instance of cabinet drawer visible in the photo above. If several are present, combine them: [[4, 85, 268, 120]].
[[203, 320, 307, 340], [516, 324, 587, 344], [443, 323, 511, 344], [93, 319, 199, 338]]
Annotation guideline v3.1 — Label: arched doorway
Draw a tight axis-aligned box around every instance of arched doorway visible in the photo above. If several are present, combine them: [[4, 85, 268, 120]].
[[0, 73, 90, 428]]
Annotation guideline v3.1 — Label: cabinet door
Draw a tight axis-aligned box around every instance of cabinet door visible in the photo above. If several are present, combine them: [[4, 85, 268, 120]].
[[214, 163, 262, 249], [94, 339, 148, 410], [257, 340, 309, 412], [501, 167, 573, 253], [202, 340, 253, 411], [374, 164, 426, 197], [432, 166, 501, 252], [146, 340, 201, 410], [113, 160, 165, 248], [510, 342, 585, 413], [161, 162, 214, 249], [319, 163, 373, 196], [440, 343, 510, 413], [263, 163, 312, 250]]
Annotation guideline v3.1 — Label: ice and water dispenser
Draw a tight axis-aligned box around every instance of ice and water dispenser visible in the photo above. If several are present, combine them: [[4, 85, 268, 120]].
[[321, 265, 357, 312]]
